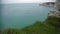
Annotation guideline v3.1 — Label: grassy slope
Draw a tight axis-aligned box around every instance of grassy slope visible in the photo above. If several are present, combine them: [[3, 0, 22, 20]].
[[19, 16, 58, 34], [2, 16, 58, 34]]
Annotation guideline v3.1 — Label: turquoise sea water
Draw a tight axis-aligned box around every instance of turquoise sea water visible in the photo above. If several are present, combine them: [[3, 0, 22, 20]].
[[1, 3, 53, 29]]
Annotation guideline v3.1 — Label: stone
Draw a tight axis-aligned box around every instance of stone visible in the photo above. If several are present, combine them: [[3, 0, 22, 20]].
[[48, 10, 60, 18]]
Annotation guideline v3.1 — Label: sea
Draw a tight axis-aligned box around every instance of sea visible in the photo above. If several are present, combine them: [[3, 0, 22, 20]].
[[0, 3, 53, 29]]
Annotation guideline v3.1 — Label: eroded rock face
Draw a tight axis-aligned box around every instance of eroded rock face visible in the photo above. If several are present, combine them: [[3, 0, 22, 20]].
[[48, 0, 60, 24], [48, 10, 60, 18], [56, 0, 60, 10], [40, 2, 56, 8]]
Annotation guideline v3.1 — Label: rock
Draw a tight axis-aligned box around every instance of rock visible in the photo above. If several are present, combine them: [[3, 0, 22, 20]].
[[40, 2, 55, 7], [48, 10, 60, 18]]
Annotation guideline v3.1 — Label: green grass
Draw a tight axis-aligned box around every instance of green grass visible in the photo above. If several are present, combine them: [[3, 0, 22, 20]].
[[1, 16, 58, 34]]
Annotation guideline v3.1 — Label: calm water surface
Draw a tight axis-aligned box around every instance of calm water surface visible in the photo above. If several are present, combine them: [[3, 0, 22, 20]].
[[1, 3, 53, 29]]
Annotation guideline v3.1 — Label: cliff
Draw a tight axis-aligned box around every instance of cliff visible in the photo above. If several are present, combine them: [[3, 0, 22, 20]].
[[40, 2, 55, 7]]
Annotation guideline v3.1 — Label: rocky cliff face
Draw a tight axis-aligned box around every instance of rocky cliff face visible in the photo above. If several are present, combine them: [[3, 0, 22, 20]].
[[48, 10, 60, 18], [41, 2, 55, 7]]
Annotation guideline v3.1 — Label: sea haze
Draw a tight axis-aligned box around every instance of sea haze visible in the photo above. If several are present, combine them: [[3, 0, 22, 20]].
[[1, 3, 53, 29]]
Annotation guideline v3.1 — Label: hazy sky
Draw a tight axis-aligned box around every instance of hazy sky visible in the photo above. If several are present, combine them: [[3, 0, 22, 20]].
[[2, 0, 55, 4]]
